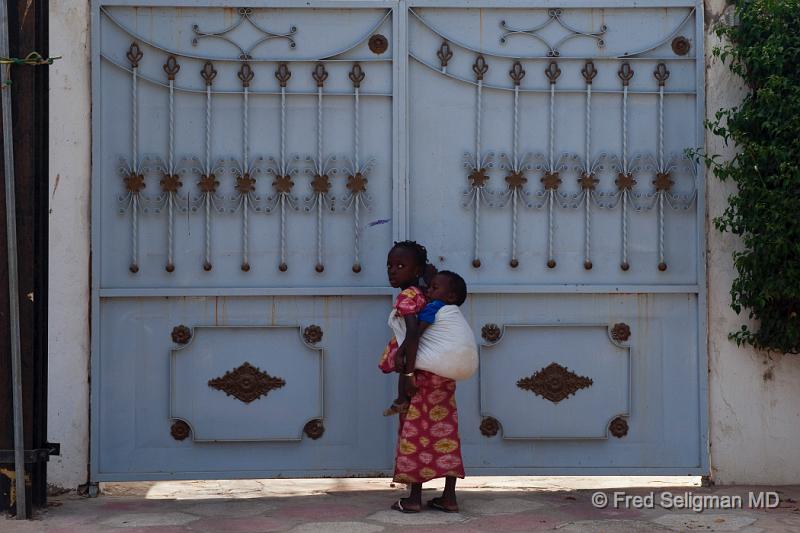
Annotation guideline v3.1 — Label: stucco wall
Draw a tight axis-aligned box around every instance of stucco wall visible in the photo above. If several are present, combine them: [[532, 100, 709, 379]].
[[704, 0, 800, 485], [43, 0, 800, 488], [47, 0, 91, 489]]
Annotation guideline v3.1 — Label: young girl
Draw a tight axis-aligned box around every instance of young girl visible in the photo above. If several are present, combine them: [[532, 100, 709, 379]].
[[379, 241, 465, 514]]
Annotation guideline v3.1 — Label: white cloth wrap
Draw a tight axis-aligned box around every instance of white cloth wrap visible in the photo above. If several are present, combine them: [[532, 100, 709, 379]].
[[389, 304, 478, 381]]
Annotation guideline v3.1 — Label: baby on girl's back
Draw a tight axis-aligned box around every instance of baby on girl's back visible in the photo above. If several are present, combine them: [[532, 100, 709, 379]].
[[384, 269, 473, 415]]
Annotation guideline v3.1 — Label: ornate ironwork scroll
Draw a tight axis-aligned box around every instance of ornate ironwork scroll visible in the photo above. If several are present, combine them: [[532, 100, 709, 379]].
[[304, 63, 336, 273], [499, 9, 607, 57], [341, 63, 375, 274], [118, 42, 145, 274], [189, 60, 225, 272], [580, 60, 599, 270], [463, 55, 495, 269], [499, 61, 529, 268], [207, 362, 286, 403], [191, 7, 297, 60], [517, 362, 593, 403], [263, 62, 299, 273]]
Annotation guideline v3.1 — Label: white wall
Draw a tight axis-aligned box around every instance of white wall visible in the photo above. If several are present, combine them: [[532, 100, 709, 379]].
[[43, 0, 800, 488], [705, 0, 800, 484], [47, 0, 91, 489]]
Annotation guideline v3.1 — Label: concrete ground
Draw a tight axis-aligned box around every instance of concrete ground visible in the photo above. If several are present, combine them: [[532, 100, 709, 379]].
[[2, 477, 800, 532]]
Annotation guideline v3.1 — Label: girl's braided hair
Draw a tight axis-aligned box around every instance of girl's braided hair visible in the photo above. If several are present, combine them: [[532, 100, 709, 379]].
[[391, 240, 428, 271]]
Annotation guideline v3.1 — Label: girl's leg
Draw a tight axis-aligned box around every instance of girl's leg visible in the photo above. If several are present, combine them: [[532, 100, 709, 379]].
[[403, 483, 423, 509], [428, 477, 459, 512], [383, 375, 410, 416]]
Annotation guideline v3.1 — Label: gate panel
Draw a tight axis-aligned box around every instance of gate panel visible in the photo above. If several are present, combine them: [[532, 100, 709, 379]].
[[407, 3, 706, 474], [91, 1, 707, 480]]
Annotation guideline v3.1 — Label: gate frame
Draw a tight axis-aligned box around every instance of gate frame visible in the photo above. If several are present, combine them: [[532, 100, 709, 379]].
[[89, 0, 708, 481]]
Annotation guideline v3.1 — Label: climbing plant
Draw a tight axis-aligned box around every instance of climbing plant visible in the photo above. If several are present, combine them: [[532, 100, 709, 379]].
[[706, 0, 800, 353]]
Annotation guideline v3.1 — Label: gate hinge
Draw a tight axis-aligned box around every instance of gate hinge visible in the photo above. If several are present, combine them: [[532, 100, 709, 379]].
[[0, 442, 60, 464]]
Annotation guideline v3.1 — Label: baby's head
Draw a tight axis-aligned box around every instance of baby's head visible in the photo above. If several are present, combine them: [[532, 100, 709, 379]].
[[426, 271, 467, 306], [387, 240, 428, 289]]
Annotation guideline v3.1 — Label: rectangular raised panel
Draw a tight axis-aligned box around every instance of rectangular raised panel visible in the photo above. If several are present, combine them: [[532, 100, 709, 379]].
[[480, 325, 630, 439], [171, 326, 323, 442]]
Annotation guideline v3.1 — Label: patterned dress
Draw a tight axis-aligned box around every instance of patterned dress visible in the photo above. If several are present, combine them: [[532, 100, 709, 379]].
[[378, 287, 427, 374], [393, 371, 465, 484]]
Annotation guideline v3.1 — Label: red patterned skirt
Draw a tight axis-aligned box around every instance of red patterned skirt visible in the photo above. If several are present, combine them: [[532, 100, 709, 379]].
[[392, 370, 465, 484]]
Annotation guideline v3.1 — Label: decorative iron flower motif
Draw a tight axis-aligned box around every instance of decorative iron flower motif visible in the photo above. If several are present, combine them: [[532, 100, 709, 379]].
[[609, 417, 629, 438], [541, 171, 561, 190], [304, 419, 325, 440], [160, 173, 182, 193], [312, 63, 328, 87], [653, 172, 674, 192], [472, 55, 489, 80], [124, 172, 146, 193], [163, 55, 180, 80], [126, 42, 143, 68], [469, 168, 490, 188], [545, 61, 561, 84], [170, 420, 190, 441], [303, 325, 323, 345], [349, 63, 365, 88], [311, 174, 331, 194], [171, 325, 192, 344], [618, 62, 634, 86], [581, 60, 597, 84], [481, 323, 502, 343], [517, 362, 593, 404], [201, 61, 217, 86], [578, 172, 599, 190], [480, 417, 500, 437], [505, 171, 527, 189], [275, 62, 292, 87], [238, 63, 254, 87], [236, 173, 256, 194], [654, 63, 670, 86], [346, 172, 368, 194], [273, 174, 294, 194], [611, 322, 631, 342], [198, 173, 219, 194], [208, 362, 286, 404], [437, 41, 453, 69], [615, 172, 636, 191], [509, 61, 526, 85]]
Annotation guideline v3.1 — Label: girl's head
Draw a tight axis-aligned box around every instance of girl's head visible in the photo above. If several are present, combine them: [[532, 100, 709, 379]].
[[387, 241, 428, 289]]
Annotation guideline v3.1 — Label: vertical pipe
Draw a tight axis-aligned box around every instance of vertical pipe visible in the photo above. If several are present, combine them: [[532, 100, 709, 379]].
[[0, 0, 27, 518]]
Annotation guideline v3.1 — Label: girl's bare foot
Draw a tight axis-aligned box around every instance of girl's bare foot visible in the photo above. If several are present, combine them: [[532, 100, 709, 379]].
[[391, 497, 421, 513], [427, 496, 459, 513], [383, 400, 409, 416]]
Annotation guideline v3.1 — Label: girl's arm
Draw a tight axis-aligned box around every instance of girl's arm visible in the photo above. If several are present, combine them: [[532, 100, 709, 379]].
[[402, 314, 421, 373]]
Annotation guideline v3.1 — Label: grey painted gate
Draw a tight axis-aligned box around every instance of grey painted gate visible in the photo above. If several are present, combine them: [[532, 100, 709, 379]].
[[91, 0, 707, 481]]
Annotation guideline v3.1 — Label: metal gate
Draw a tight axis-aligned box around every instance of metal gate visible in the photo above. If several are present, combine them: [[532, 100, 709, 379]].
[[91, 0, 707, 481]]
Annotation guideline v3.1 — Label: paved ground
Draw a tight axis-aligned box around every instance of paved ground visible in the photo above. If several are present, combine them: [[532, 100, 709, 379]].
[[2, 477, 800, 532]]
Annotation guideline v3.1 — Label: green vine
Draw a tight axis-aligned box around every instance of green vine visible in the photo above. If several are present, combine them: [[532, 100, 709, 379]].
[[704, 0, 800, 353]]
